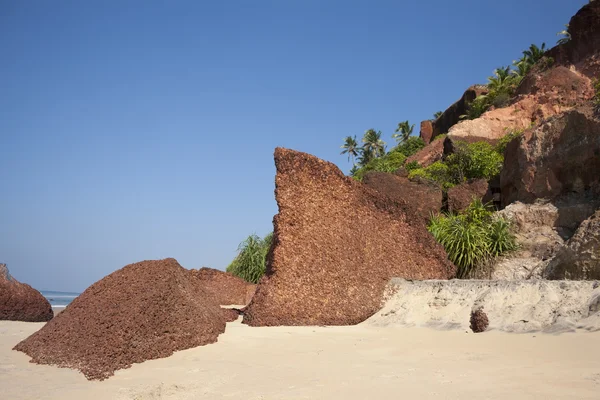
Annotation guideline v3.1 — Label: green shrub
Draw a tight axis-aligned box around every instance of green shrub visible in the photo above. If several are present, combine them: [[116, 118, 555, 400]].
[[461, 95, 490, 120], [432, 134, 447, 142], [404, 160, 420, 172], [392, 137, 426, 157], [226, 232, 273, 283], [408, 161, 455, 190], [428, 200, 517, 278], [353, 151, 407, 180], [446, 141, 503, 182]]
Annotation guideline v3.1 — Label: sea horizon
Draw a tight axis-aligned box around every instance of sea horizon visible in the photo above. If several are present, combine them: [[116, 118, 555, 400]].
[[40, 290, 80, 308]]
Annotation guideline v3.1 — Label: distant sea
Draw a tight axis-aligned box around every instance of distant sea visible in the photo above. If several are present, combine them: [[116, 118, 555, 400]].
[[41, 291, 80, 308]]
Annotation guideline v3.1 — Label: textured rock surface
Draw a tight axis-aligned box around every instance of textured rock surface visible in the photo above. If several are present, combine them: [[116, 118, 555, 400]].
[[365, 279, 600, 333], [405, 136, 444, 168], [362, 172, 442, 225], [0, 263, 53, 322], [447, 179, 489, 213], [419, 120, 434, 144], [547, 0, 600, 77], [501, 105, 600, 206], [545, 210, 600, 280], [14, 258, 227, 380], [448, 72, 593, 141], [497, 202, 566, 259], [243, 148, 455, 326], [427, 85, 488, 140], [191, 267, 256, 305], [490, 257, 545, 280], [470, 309, 489, 333]]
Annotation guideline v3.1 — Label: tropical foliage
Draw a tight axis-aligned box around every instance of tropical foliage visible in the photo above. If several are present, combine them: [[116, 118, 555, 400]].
[[557, 24, 570, 45], [391, 136, 425, 157], [352, 152, 406, 181], [226, 232, 273, 283], [340, 135, 359, 165], [594, 78, 600, 114], [392, 120, 415, 145], [408, 140, 504, 189], [462, 43, 548, 120], [428, 200, 517, 278], [433, 111, 443, 119]]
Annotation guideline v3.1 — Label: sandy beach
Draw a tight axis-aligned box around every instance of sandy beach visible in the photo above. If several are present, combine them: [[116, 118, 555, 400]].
[[1, 319, 599, 400]]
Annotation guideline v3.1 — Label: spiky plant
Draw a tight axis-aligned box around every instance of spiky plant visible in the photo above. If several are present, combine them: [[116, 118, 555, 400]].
[[226, 232, 273, 283]]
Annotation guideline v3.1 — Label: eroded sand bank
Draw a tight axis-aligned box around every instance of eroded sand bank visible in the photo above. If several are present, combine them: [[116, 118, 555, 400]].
[[1, 319, 600, 400]]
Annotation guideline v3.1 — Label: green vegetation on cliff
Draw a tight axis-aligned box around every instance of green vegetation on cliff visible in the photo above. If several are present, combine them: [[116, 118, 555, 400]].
[[428, 200, 517, 278], [226, 232, 273, 283], [408, 141, 503, 190]]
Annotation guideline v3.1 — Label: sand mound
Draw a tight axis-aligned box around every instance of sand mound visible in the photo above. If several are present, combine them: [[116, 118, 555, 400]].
[[191, 267, 256, 305], [365, 278, 600, 333], [243, 148, 455, 327], [14, 258, 226, 380]]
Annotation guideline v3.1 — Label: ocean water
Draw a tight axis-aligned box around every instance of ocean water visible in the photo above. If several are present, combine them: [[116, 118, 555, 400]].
[[41, 290, 80, 308]]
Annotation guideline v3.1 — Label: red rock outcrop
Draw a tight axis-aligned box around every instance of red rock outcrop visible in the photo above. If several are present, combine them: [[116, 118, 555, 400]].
[[242, 148, 455, 327], [420, 120, 435, 144], [406, 136, 445, 168], [447, 179, 489, 213], [423, 85, 489, 142], [191, 267, 256, 305], [14, 258, 227, 380], [500, 105, 600, 207], [0, 263, 53, 322], [547, 0, 600, 77], [362, 172, 442, 225]]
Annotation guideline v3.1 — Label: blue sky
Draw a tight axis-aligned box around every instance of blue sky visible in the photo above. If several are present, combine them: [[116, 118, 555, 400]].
[[0, 0, 587, 292]]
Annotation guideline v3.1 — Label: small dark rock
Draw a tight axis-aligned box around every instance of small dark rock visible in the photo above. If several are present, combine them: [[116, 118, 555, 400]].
[[470, 309, 489, 333]]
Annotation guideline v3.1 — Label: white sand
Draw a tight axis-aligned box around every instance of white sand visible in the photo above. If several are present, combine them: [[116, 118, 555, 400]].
[[1, 319, 599, 400]]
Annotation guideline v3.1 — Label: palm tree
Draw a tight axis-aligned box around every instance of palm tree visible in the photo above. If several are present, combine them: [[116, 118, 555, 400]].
[[512, 56, 531, 78], [522, 43, 546, 65], [433, 111, 443, 119], [488, 66, 514, 93], [557, 24, 570, 45], [392, 120, 414, 144], [361, 129, 386, 158], [357, 147, 374, 166], [340, 135, 359, 165]]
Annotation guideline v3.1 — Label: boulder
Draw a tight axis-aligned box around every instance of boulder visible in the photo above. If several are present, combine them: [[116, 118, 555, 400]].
[[501, 105, 600, 207], [544, 210, 600, 280], [14, 258, 227, 380], [242, 148, 455, 327], [419, 120, 434, 144], [405, 136, 444, 168], [191, 267, 256, 305], [427, 85, 489, 140], [547, 0, 600, 77], [0, 263, 53, 322], [447, 179, 489, 213], [362, 172, 442, 225]]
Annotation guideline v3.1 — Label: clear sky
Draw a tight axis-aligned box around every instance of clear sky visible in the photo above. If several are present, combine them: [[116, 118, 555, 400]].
[[0, 0, 587, 292]]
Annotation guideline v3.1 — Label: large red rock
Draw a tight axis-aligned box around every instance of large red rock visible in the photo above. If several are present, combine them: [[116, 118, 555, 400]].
[[0, 263, 52, 322], [501, 105, 600, 207], [14, 258, 227, 380], [406, 136, 445, 168], [242, 148, 455, 327], [191, 267, 256, 305], [426, 85, 488, 140], [547, 0, 600, 77], [420, 120, 435, 144], [362, 172, 442, 225], [447, 179, 490, 213]]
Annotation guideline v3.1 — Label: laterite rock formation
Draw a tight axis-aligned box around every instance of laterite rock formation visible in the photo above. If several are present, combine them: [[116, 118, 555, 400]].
[[0, 263, 53, 322], [242, 148, 455, 326]]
